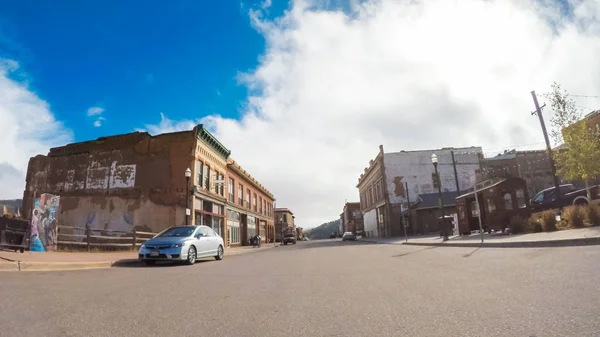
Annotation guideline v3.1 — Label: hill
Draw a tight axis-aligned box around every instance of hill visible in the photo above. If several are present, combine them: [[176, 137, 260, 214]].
[[305, 219, 340, 240], [0, 199, 23, 213]]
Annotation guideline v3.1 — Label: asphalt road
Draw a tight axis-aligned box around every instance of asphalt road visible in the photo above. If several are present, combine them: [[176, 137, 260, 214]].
[[1, 240, 599, 337]]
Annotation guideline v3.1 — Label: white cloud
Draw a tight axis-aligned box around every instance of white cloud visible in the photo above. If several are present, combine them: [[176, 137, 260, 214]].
[[87, 106, 104, 116], [87, 106, 105, 127], [140, 0, 600, 228], [261, 0, 272, 9], [93, 116, 105, 127], [138, 113, 198, 135], [0, 59, 73, 199]]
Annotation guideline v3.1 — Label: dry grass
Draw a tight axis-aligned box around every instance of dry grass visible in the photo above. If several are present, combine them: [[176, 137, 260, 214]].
[[527, 213, 543, 233], [583, 204, 600, 227], [539, 210, 558, 232], [562, 206, 585, 228]]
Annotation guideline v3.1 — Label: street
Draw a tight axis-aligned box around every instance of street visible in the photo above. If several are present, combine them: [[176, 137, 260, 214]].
[[1, 240, 599, 337]]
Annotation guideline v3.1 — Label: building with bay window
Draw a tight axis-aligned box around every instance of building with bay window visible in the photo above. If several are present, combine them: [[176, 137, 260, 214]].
[[225, 159, 275, 247]]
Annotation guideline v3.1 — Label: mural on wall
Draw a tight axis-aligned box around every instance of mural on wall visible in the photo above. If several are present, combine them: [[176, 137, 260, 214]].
[[30, 193, 60, 252], [84, 210, 135, 234]]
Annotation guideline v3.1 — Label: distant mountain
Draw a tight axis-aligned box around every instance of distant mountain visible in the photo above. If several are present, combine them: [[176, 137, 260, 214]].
[[0, 199, 23, 213], [305, 219, 340, 240]]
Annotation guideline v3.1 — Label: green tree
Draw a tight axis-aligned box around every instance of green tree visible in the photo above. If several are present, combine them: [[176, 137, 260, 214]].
[[544, 82, 600, 200]]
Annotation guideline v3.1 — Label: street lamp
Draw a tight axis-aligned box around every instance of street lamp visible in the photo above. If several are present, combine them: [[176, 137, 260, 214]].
[[185, 168, 191, 226], [431, 154, 448, 241]]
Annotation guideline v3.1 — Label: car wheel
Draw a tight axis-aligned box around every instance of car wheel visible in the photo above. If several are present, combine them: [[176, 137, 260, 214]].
[[186, 246, 197, 265], [215, 245, 224, 261], [143, 260, 156, 266]]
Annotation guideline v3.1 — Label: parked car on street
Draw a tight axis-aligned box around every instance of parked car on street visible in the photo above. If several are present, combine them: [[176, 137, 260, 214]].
[[342, 232, 356, 241], [282, 233, 296, 245], [530, 184, 600, 213], [139, 225, 224, 266]]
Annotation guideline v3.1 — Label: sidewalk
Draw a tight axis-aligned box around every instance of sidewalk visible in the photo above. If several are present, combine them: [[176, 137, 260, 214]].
[[360, 227, 600, 248], [0, 243, 277, 272]]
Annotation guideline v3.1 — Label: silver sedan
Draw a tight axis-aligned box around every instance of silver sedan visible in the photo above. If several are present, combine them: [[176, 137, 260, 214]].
[[139, 225, 224, 266]]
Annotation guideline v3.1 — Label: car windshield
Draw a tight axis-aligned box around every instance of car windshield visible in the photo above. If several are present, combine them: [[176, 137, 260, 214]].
[[157, 227, 196, 237]]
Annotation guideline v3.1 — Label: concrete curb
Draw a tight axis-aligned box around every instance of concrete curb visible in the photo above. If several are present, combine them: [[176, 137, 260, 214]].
[[361, 237, 600, 248], [0, 243, 281, 272], [0, 262, 19, 271]]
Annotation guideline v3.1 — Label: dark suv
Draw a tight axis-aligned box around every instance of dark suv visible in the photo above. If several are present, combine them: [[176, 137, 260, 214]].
[[282, 233, 296, 245]]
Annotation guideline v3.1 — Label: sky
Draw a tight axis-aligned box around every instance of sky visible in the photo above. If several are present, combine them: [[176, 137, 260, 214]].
[[1, 0, 600, 228]]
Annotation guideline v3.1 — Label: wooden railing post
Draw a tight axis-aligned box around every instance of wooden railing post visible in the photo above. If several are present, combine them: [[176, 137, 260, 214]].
[[132, 228, 137, 250], [86, 225, 91, 252]]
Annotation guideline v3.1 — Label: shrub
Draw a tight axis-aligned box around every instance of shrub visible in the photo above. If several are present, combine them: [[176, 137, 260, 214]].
[[562, 206, 585, 228], [583, 205, 600, 227], [509, 215, 528, 234], [528, 213, 543, 233], [539, 210, 557, 232]]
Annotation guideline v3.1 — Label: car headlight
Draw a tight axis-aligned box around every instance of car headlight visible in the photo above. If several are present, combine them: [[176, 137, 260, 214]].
[[170, 241, 189, 248], [139, 244, 146, 250]]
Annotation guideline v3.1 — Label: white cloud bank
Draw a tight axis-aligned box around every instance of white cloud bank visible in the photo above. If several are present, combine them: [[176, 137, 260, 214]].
[[142, 0, 600, 228], [0, 59, 73, 199]]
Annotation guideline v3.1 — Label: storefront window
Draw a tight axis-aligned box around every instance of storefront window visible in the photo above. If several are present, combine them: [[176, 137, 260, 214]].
[[247, 216, 256, 238], [227, 210, 240, 245]]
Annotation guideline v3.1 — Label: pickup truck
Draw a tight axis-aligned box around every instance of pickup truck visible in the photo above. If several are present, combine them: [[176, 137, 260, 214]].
[[530, 183, 600, 213]]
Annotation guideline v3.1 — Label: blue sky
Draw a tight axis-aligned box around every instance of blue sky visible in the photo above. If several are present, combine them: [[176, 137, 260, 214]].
[[0, 0, 288, 141]]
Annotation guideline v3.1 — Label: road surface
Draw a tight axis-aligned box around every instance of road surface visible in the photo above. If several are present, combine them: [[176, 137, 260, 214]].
[[1, 240, 599, 336]]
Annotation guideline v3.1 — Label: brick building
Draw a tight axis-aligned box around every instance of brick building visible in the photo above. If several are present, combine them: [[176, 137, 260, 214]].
[[22, 125, 275, 249], [357, 145, 482, 238], [274, 208, 294, 242], [340, 202, 363, 235], [225, 159, 274, 247]]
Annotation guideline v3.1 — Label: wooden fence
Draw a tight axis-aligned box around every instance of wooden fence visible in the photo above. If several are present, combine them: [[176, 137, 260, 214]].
[[57, 225, 158, 251]]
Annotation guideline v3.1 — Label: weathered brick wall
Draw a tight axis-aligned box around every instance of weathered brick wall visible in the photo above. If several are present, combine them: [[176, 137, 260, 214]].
[[22, 130, 195, 234]]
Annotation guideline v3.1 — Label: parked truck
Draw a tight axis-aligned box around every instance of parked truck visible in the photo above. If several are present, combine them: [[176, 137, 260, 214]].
[[530, 183, 600, 213]]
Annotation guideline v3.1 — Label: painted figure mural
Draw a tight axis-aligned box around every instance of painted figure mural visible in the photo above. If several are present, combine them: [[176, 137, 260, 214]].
[[30, 193, 60, 251]]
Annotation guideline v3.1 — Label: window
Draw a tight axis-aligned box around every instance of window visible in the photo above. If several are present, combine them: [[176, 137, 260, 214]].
[[458, 204, 466, 219], [533, 192, 544, 203], [283, 214, 288, 223], [228, 178, 235, 202], [253, 193, 257, 212], [259, 196, 263, 214], [471, 201, 479, 217], [487, 198, 496, 212], [504, 193, 513, 210], [227, 211, 240, 245], [247, 216, 257, 239], [238, 184, 244, 206], [516, 189, 526, 208], [204, 165, 210, 191], [196, 161, 204, 187], [218, 174, 225, 196], [246, 189, 251, 209]]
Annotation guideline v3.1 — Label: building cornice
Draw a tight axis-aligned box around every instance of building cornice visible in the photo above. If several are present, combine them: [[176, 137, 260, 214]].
[[227, 159, 275, 200], [195, 124, 231, 159], [357, 152, 383, 188]]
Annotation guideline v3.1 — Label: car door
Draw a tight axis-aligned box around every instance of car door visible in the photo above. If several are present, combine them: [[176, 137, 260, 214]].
[[195, 227, 213, 257], [204, 227, 219, 255]]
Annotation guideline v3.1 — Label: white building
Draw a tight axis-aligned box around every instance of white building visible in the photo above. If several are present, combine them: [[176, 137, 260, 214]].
[[356, 145, 483, 238]]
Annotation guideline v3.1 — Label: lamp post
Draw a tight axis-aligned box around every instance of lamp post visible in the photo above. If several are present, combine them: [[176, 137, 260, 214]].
[[431, 154, 448, 241], [185, 168, 191, 226]]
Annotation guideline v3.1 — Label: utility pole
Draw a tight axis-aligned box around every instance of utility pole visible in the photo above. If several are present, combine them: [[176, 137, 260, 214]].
[[404, 181, 410, 243], [451, 150, 461, 197], [531, 90, 562, 204]]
